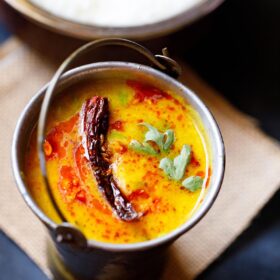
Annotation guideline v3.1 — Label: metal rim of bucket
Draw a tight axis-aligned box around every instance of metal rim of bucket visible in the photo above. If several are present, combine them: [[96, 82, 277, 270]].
[[12, 61, 225, 252]]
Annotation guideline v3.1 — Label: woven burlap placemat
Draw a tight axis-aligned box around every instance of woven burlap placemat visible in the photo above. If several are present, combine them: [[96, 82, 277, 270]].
[[0, 37, 279, 279]]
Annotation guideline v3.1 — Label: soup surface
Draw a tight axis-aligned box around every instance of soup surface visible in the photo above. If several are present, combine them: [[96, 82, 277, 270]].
[[24, 78, 211, 243]]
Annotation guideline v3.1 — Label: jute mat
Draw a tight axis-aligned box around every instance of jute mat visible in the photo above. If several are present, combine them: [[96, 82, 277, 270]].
[[0, 37, 280, 279]]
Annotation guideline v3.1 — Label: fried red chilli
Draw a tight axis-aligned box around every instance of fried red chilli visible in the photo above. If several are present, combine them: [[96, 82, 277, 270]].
[[80, 97, 139, 221]]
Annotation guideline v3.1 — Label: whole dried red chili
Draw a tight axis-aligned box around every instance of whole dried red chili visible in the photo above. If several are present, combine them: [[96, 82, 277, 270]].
[[80, 96, 138, 221]]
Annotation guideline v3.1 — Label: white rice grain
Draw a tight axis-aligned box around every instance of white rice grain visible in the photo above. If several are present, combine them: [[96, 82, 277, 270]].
[[30, 0, 204, 27]]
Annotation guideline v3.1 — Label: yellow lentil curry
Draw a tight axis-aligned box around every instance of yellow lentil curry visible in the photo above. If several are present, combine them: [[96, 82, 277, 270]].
[[24, 78, 211, 244]]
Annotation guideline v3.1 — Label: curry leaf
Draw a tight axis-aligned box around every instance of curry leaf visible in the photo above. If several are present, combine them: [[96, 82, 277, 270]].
[[182, 176, 203, 192], [129, 140, 158, 155], [141, 122, 174, 152], [159, 144, 191, 181]]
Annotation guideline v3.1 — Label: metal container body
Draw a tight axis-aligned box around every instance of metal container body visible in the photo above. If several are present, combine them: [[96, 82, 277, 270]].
[[12, 62, 225, 279], [47, 236, 169, 280]]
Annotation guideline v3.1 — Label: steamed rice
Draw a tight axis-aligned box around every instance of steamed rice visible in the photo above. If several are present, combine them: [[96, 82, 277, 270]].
[[30, 0, 204, 27]]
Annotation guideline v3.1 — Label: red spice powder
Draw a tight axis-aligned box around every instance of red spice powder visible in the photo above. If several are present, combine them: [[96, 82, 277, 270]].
[[190, 151, 200, 167], [127, 80, 172, 104], [43, 140, 52, 157], [116, 143, 128, 154], [196, 171, 205, 178], [45, 114, 78, 159], [57, 114, 79, 133], [90, 198, 111, 215], [45, 128, 65, 159], [111, 120, 124, 131], [167, 106, 175, 111], [59, 165, 81, 202], [177, 114, 183, 121], [74, 144, 89, 181], [60, 165, 74, 179], [206, 168, 212, 187], [128, 189, 150, 201], [76, 190, 87, 203]]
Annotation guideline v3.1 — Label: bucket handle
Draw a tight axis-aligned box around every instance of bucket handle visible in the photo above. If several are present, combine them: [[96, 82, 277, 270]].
[[37, 38, 181, 248]]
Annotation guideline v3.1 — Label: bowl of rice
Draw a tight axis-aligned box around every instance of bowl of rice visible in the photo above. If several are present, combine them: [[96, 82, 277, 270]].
[[4, 0, 224, 40]]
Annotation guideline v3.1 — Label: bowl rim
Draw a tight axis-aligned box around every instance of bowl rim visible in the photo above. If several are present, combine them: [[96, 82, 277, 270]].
[[4, 0, 224, 40], [12, 61, 225, 252]]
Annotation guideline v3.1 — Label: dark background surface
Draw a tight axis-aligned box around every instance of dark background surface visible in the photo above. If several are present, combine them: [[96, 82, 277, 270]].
[[0, 0, 279, 279], [191, 0, 280, 278]]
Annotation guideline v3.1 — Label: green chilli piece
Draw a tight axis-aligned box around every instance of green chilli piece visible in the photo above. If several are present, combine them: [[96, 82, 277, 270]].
[[129, 140, 158, 155], [182, 176, 203, 192], [141, 122, 175, 152], [159, 144, 191, 181], [118, 89, 130, 106]]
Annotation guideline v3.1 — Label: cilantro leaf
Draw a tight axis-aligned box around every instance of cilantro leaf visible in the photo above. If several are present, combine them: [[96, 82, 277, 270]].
[[163, 129, 175, 152], [159, 157, 174, 178], [182, 176, 203, 192], [129, 123, 175, 156], [129, 140, 158, 155], [142, 123, 164, 148], [141, 123, 174, 152], [159, 144, 191, 181]]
